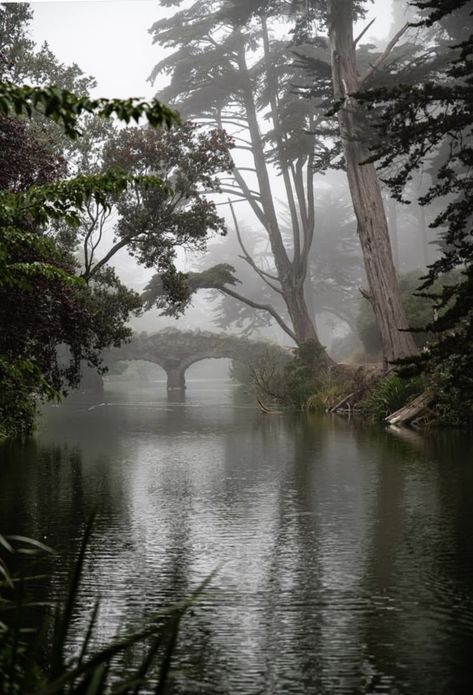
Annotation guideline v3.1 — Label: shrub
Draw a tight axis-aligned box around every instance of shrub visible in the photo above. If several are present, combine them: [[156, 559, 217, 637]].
[[428, 353, 473, 427], [303, 371, 352, 412], [359, 373, 425, 421]]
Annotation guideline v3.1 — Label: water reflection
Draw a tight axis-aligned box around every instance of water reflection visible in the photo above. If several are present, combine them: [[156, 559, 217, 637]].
[[1, 384, 473, 693]]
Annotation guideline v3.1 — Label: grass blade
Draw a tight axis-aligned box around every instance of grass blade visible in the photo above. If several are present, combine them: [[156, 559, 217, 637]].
[[155, 616, 181, 695], [50, 513, 96, 678]]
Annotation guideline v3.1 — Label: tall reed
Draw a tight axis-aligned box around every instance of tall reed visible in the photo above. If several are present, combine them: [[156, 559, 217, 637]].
[[1, 520, 213, 694]]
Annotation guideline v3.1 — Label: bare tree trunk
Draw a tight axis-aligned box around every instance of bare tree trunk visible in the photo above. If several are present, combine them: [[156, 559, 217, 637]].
[[231, 43, 329, 354], [328, 0, 418, 367], [285, 283, 319, 343]]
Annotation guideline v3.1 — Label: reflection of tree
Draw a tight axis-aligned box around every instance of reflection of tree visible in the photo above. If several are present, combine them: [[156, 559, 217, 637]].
[[352, 428, 409, 688], [252, 416, 327, 691], [351, 426, 473, 692], [3, 403, 473, 691]]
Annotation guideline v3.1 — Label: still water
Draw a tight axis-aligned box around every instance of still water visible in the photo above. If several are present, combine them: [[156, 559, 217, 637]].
[[1, 379, 473, 694]]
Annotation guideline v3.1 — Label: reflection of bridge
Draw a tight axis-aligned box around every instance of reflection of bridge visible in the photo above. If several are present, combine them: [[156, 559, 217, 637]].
[[109, 328, 289, 390]]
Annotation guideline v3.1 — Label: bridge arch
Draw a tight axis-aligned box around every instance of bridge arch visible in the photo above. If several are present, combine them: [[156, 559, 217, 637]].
[[107, 329, 290, 391]]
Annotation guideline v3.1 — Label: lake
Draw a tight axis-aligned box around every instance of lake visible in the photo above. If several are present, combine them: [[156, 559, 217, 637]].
[[1, 379, 473, 694]]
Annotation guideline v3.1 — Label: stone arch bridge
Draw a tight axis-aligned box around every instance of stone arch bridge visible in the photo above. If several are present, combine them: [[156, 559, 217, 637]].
[[108, 328, 290, 390]]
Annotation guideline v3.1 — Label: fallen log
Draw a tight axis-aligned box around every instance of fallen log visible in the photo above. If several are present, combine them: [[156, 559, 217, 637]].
[[385, 392, 434, 427], [256, 397, 283, 415], [328, 392, 355, 413]]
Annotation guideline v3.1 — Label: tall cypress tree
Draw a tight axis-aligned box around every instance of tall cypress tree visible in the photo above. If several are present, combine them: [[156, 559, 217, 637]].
[[359, 0, 473, 422], [147, 1, 342, 350]]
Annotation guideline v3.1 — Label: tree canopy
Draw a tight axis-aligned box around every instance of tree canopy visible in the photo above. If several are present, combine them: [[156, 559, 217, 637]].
[[360, 0, 473, 422], [148, 0, 337, 348], [0, 3, 227, 437]]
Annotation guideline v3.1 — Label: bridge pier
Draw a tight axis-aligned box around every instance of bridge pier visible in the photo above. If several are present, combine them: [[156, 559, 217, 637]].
[[165, 366, 186, 391]]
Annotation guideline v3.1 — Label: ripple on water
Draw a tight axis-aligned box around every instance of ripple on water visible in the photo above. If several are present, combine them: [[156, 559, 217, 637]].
[[1, 388, 473, 694]]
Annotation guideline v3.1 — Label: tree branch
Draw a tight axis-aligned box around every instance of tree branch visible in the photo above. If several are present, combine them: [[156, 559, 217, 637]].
[[354, 17, 376, 46], [219, 286, 297, 342], [219, 187, 262, 200], [305, 151, 315, 247], [84, 235, 133, 280], [91, 207, 112, 261], [228, 198, 283, 294], [83, 201, 100, 278], [218, 119, 251, 129], [360, 23, 409, 85], [260, 13, 301, 265], [230, 167, 268, 225], [214, 198, 251, 206], [232, 137, 254, 148]]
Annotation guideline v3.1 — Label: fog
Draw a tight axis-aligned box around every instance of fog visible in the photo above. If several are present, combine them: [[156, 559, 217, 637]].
[[3, 3, 473, 690], [28, 0, 436, 355]]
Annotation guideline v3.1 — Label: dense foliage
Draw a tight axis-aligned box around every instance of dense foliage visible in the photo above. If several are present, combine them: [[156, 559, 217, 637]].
[[0, 4, 198, 438], [360, 0, 473, 423], [359, 372, 426, 421], [101, 122, 233, 304], [0, 82, 178, 137], [0, 134, 176, 437]]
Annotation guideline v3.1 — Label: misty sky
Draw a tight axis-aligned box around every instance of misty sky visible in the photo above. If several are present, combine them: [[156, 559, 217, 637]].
[[30, 1, 163, 99], [28, 0, 396, 99]]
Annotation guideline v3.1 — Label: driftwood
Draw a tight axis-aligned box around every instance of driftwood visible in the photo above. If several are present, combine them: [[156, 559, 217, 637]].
[[385, 392, 433, 427], [256, 398, 283, 415], [328, 392, 355, 413]]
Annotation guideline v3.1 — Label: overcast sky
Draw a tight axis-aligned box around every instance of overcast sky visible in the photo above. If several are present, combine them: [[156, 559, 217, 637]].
[[29, 1, 165, 98], [26, 0, 395, 99]]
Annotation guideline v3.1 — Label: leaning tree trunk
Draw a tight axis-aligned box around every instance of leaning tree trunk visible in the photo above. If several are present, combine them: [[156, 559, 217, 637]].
[[328, 0, 418, 367]]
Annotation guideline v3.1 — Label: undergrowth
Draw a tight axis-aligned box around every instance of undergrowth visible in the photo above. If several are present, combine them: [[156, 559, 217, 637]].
[[303, 371, 352, 412], [0, 519, 212, 694], [359, 373, 426, 421]]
